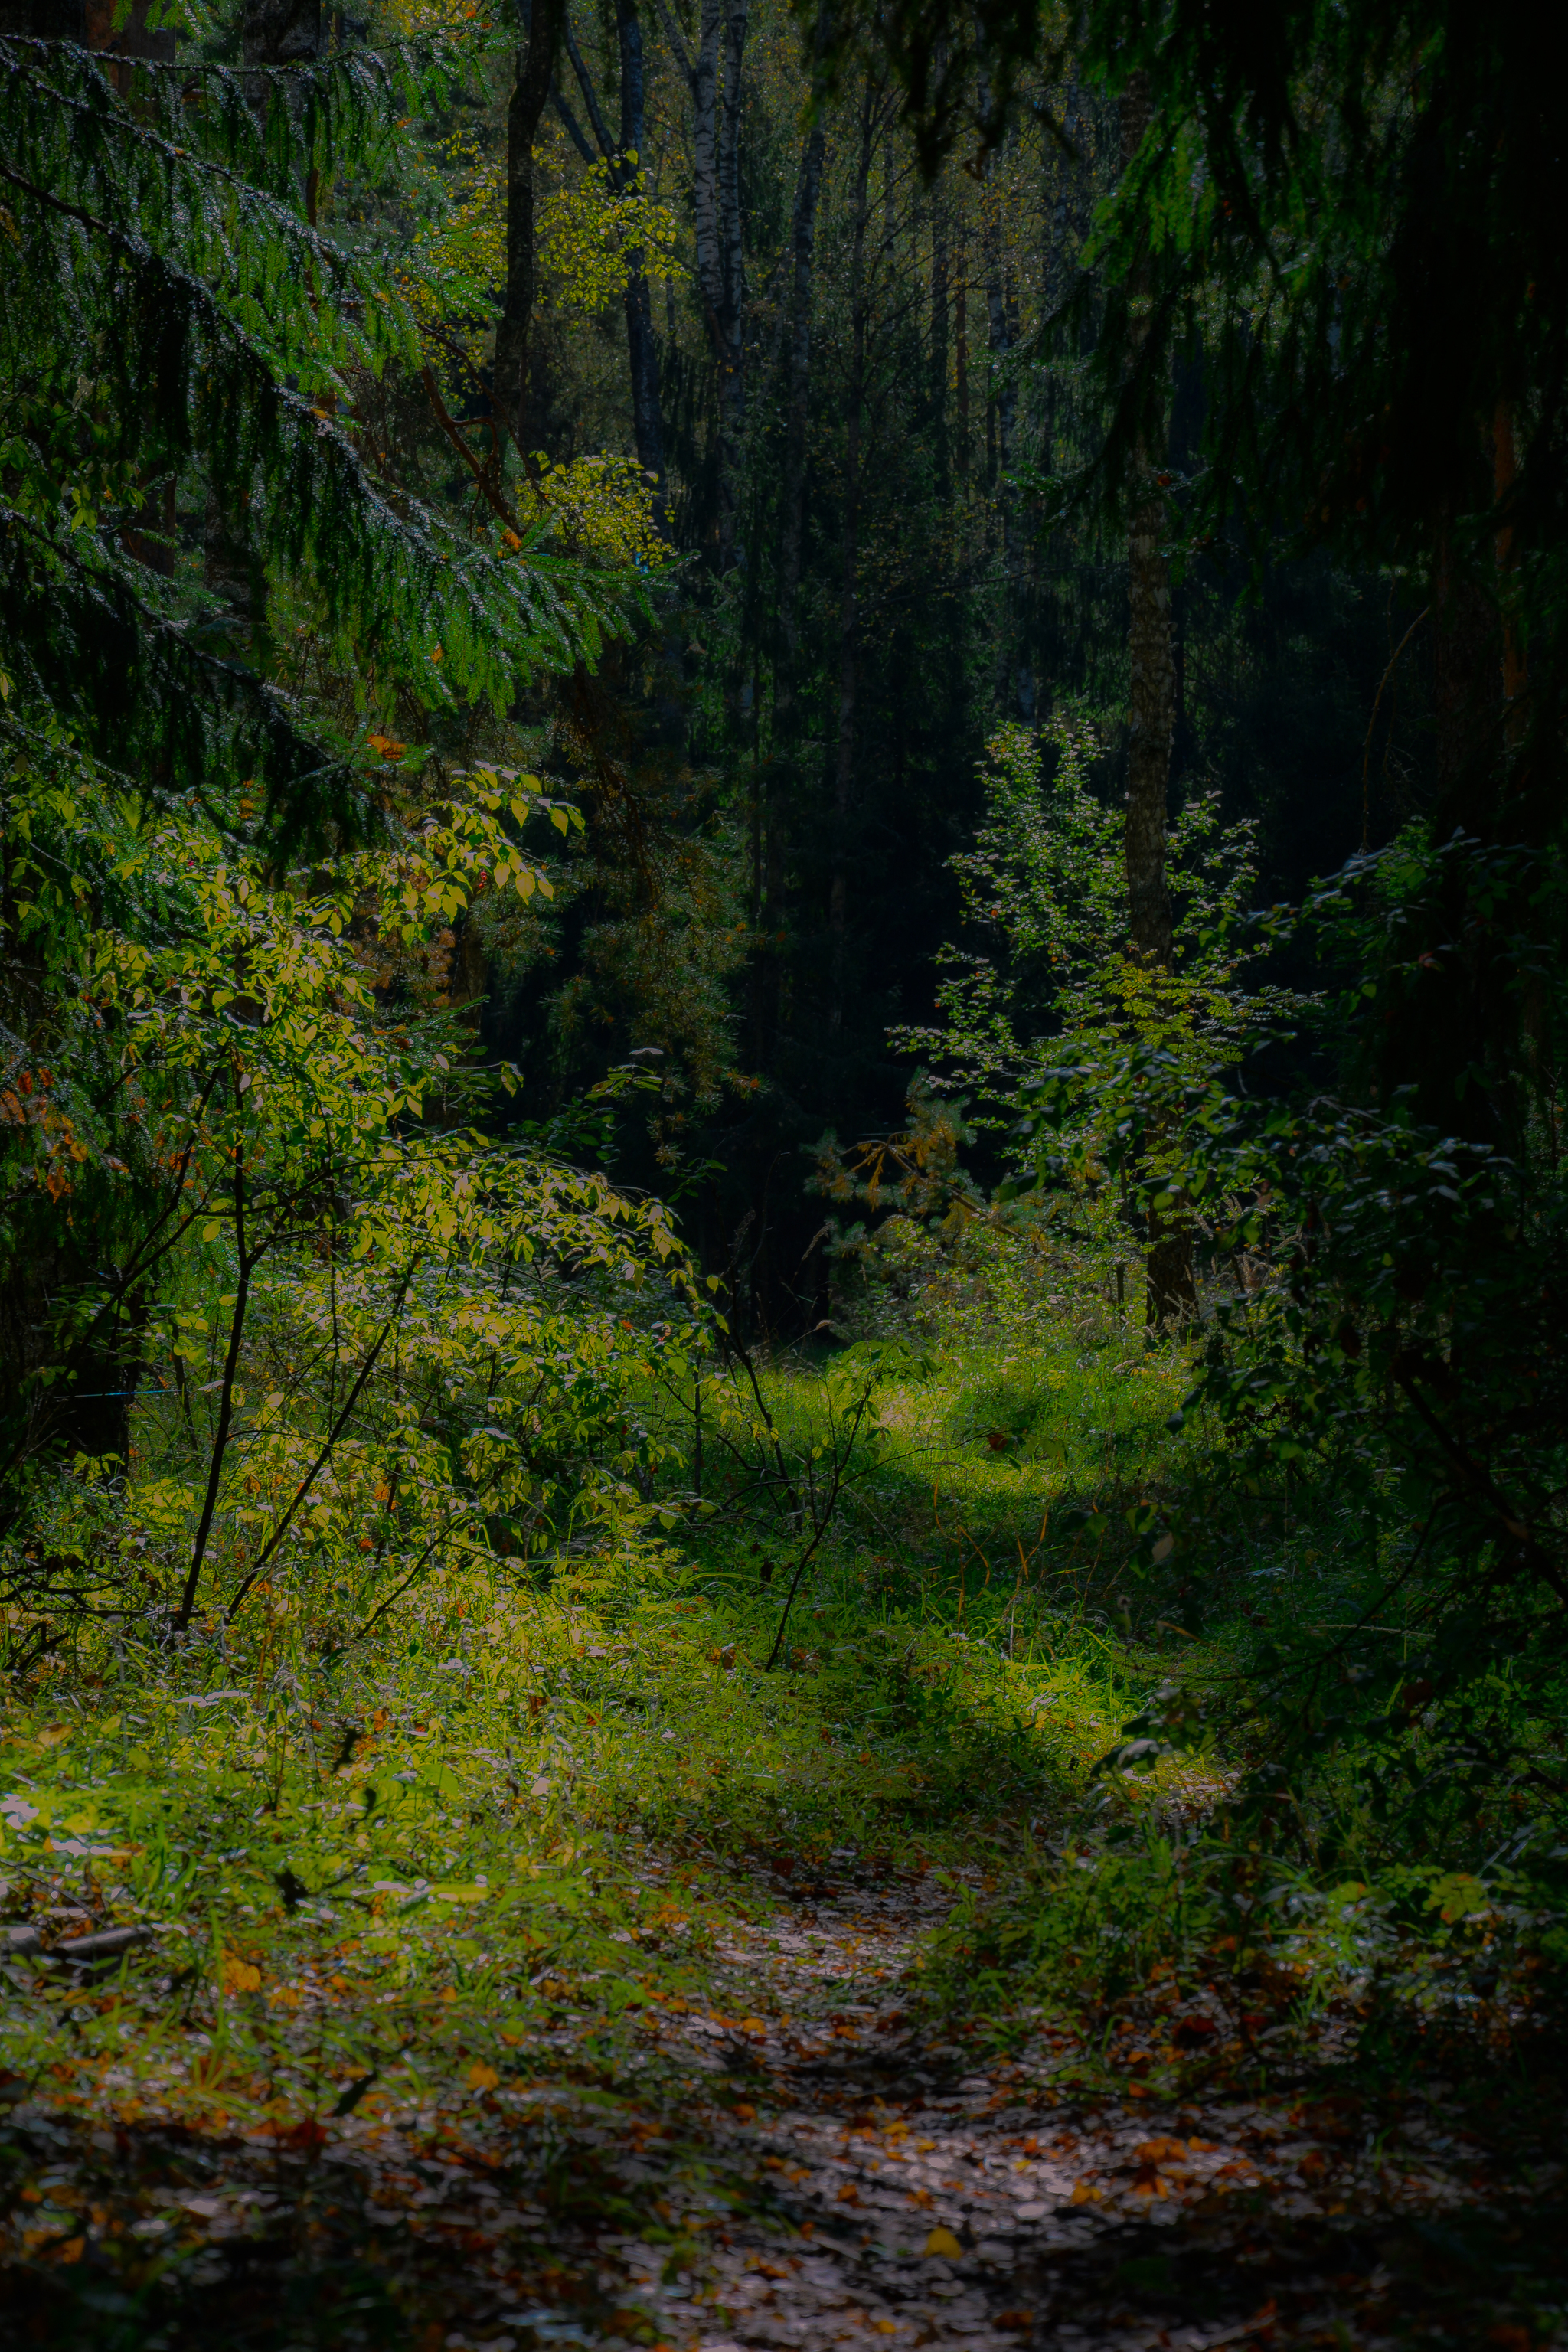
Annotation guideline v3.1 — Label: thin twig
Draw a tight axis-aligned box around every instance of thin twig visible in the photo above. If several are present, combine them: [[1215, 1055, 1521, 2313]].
[[224, 1260, 419, 1622]]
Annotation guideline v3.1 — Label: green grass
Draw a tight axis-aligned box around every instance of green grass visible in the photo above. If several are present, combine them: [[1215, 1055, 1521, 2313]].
[[8, 1308, 1562, 2349], [0, 1320, 1220, 2166]]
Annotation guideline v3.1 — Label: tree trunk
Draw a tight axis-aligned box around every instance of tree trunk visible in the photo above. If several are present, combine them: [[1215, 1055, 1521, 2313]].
[[494, 0, 565, 465], [1120, 70, 1193, 1326], [1050, 80, 1080, 309], [981, 213, 1012, 489], [954, 237, 969, 477], [243, 0, 318, 160], [83, 0, 175, 85], [1494, 399, 1526, 721], [655, 0, 745, 566], [828, 83, 877, 1027], [753, 96, 825, 1066], [776, 114, 826, 738], [980, 134, 1020, 705], [929, 166, 949, 496], [688, 0, 724, 336], [617, 0, 667, 499], [1121, 73, 1175, 976], [714, 0, 749, 569]]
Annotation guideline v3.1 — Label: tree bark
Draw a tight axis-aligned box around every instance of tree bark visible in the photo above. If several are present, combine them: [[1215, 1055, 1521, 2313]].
[[1121, 72, 1175, 975], [753, 61, 826, 1066], [552, 6, 668, 505], [1120, 70, 1192, 1326], [978, 96, 1020, 706], [978, 136, 1014, 498], [656, 0, 746, 567], [494, 0, 566, 465], [243, 0, 318, 159], [828, 82, 877, 1027], [714, 0, 748, 568], [617, 1, 667, 498], [243, 0, 318, 67], [776, 113, 826, 740], [929, 165, 949, 497], [1494, 399, 1526, 720], [954, 236, 969, 478]]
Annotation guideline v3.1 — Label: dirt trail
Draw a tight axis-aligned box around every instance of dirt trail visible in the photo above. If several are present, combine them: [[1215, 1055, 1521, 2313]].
[[4, 1860, 1549, 2350], [599, 1867, 1502, 2352]]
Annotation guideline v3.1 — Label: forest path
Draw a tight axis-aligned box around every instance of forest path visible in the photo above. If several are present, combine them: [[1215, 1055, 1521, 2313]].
[[1, 1842, 1550, 2349], [589, 1864, 1497, 2352]]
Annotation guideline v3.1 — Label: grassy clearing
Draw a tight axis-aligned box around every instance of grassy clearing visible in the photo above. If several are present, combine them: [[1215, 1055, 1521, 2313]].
[[1, 1324, 1205, 2168]]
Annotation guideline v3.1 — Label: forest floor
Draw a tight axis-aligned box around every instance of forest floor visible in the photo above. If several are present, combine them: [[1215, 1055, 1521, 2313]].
[[3, 1341, 1566, 2348]]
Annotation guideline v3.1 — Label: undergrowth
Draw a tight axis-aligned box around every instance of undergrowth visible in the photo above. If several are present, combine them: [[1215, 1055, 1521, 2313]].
[[5, 1305, 1568, 2343]]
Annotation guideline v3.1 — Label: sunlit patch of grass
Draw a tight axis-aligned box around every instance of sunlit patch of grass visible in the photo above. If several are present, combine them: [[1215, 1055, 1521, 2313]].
[[0, 1544, 1151, 2150]]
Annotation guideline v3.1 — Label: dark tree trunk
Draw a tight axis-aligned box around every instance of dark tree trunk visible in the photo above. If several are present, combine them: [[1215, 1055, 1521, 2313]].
[[979, 121, 1019, 704], [954, 240, 969, 477], [654, 0, 746, 566], [1121, 73, 1175, 975], [617, 1, 666, 498], [1432, 501, 1504, 826], [776, 114, 826, 738], [828, 83, 877, 1027], [1120, 70, 1194, 1326], [554, 5, 668, 504], [494, 0, 565, 464], [714, 0, 748, 569], [243, 0, 318, 65], [243, 0, 318, 152], [929, 166, 949, 496], [86, 0, 176, 79], [1050, 80, 1081, 309], [753, 100, 825, 1065], [979, 149, 1014, 498]]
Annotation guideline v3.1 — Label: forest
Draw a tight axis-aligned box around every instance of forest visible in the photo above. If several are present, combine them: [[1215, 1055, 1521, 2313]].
[[0, 0, 1564, 2344]]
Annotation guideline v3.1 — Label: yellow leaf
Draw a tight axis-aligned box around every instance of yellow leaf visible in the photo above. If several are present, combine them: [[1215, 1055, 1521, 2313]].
[[220, 1952, 262, 1994], [924, 2226, 962, 2259], [466, 2061, 500, 2092]]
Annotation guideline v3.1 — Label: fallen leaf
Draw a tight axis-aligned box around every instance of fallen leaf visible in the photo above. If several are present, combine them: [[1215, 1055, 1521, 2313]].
[[1173, 2015, 1218, 2047], [466, 2062, 499, 2092], [924, 2226, 963, 2258]]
